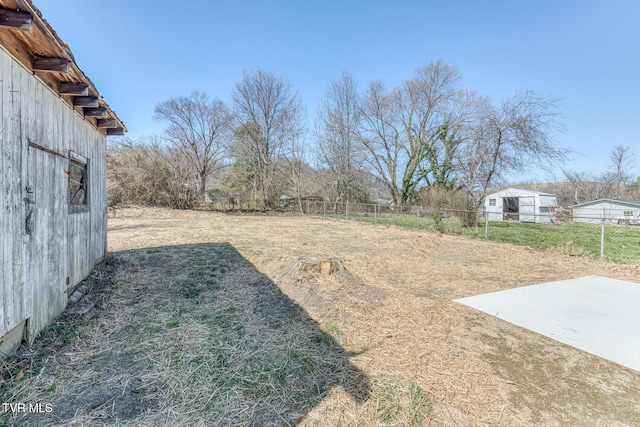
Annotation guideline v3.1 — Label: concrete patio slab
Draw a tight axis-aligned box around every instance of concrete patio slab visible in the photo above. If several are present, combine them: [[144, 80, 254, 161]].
[[455, 275, 640, 371]]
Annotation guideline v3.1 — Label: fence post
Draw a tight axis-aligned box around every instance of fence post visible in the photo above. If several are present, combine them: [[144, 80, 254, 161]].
[[600, 220, 605, 258], [485, 210, 489, 240], [375, 204, 377, 224]]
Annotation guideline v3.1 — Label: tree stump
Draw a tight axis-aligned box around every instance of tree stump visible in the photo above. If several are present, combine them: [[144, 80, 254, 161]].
[[296, 254, 343, 275]]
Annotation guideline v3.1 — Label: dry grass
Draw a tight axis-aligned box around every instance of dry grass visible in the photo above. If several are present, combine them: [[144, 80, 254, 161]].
[[2, 206, 640, 426]]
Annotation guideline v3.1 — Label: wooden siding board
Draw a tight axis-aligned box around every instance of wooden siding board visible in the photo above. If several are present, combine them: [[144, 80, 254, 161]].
[[15, 81, 26, 333], [28, 148, 42, 335], [0, 48, 7, 336], [16, 56, 31, 337], [4, 67, 16, 336], [0, 48, 22, 338], [7, 57, 24, 338]]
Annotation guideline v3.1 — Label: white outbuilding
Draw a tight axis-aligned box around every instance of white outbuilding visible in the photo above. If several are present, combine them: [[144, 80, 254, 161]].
[[484, 188, 559, 223], [572, 199, 640, 225]]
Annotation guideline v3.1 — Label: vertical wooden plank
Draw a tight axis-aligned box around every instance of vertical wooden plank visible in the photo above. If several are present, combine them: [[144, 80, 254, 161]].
[[0, 48, 8, 337], [67, 116, 74, 285], [42, 83, 53, 329], [93, 130, 106, 264], [22, 58, 38, 336], [26, 71, 40, 334], [20, 60, 32, 339], [56, 88, 67, 299], [96, 135, 106, 260], [27, 147, 40, 334], [42, 82, 51, 319], [67, 114, 78, 285], [10, 57, 23, 337]]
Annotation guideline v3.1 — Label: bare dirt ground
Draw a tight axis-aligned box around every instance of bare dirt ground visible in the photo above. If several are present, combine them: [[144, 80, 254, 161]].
[[3, 207, 640, 426]]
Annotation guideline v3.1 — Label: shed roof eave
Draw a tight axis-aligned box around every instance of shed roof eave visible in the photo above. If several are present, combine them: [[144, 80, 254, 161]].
[[0, 0, 126, 134], [486, 188, 557, 198]]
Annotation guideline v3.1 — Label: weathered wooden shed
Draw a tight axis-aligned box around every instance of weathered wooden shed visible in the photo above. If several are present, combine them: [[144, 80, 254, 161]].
[[0, 0, 125, 356], [485, 188, 559, 223]]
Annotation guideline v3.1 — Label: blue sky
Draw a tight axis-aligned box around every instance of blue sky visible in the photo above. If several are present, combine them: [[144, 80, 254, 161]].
[[36, 0, 639, 182]]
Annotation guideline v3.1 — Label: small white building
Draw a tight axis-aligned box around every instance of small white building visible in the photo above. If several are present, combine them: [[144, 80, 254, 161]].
[[485, 188, 559, 223], [572, 199, 640, 225]]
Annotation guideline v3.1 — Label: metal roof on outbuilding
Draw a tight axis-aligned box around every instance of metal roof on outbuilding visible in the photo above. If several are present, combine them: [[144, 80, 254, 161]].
[[486, 187, 557, 198], [572, 199, 640, 209]]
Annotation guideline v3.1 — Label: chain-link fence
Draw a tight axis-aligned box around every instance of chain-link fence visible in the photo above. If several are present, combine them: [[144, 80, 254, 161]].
[[295, 201, 640, 264]]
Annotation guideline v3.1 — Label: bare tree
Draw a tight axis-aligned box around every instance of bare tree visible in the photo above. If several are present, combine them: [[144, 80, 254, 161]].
[[563, 144, 636, 203], [106, 135, 196, 208], [358, 79, 402, 204], [562, 169, 613, 204], [231, 68, 304, 209], [358, 61, 463, 205], [396, 61, 463, 195], [315, 72, 366, 207], [421, 90, 481, 189], [609, 145, 636, 184], [154, 91, 233, 203], [608, 144, 636, 198], [457, 91, 567, 208], [283, 134, 315, 213]]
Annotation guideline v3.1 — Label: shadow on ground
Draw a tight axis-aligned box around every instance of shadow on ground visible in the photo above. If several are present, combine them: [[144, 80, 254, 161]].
[[2, 243, 370, 426]]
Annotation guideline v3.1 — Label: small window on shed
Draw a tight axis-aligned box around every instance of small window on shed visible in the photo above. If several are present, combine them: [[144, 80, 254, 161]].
[[69, 152, 88, 206], [489, 199, 496, 206]]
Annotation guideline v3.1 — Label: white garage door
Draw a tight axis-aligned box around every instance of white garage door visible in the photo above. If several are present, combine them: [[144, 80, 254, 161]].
[[519, 196, 535, 222]]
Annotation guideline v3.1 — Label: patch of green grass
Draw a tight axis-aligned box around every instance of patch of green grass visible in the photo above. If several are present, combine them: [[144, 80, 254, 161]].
[[345, 213, 480, 236], [165, 320, 180, 328], [374, 381, 401, 423], [408, 381, 433, 426], [333, 212, 640, 264], [172, 278, 207, 299], [237, 359, 289, 398], [372, 377, 433, 426], [486, 221, 640, 264], [320, 321, 343, 341], [287, 347, 316, 374], [171, 264, 223, 299]]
